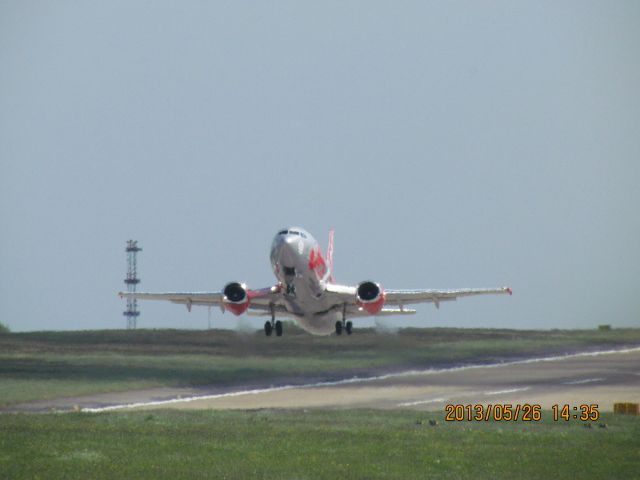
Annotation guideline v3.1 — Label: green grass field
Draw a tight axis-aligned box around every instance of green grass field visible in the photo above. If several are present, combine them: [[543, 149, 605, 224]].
[[1, 409, 638, 479], [1, 328, 639, 479], [2, 327, 640, 407]]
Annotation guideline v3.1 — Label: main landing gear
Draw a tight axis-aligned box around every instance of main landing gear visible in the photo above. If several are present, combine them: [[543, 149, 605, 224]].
[[264, 320, 283, 336], [335, 305, 353, 336], [334, 320, 353, 335], [265, 305, 283, 337]]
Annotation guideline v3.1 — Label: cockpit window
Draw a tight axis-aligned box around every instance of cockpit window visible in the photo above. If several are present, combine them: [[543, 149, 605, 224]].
[[278, 229, 307, 238]]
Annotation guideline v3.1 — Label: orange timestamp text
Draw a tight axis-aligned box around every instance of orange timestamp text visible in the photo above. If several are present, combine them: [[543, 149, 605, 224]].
[[444, 403, 600, 422], [445, 403, 542, 422]]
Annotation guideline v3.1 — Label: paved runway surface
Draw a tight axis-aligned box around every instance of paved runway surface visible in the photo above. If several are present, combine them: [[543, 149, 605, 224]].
[[81, 347, 640, 413]]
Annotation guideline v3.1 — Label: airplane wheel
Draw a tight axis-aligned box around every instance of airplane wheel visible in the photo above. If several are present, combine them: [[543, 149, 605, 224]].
[[264, 321, 273, 336], [345, 321, 353, 335], [335, 321, 343, 336], [275, 320, 283, 337]]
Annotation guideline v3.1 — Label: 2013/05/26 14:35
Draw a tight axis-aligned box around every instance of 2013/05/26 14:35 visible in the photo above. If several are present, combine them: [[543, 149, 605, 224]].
[[444, 404, 600, 422]]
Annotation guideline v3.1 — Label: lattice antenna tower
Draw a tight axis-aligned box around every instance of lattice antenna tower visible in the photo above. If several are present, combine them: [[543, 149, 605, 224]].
[[124, 240, 142, 329]]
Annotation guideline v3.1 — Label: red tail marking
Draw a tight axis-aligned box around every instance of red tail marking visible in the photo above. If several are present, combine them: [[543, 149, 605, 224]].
[[308, 248, 327, 279]]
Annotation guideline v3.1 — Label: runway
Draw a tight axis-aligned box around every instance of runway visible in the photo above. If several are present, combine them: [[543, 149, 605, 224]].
[[84, 347, 640, 413]]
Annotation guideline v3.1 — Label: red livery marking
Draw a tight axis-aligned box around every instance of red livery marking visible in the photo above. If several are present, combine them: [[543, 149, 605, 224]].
[[224, 302, 249, 316], [309, 248, 326, 279], [247, 290, 259, 300], [357, 289, 386, 314]]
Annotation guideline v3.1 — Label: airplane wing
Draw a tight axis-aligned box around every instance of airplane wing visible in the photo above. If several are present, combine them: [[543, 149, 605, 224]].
[[120, 285, 511, 316], [118, 286, 281, 312], [325, 284, 512, 312], [384, 287, 512, 309]]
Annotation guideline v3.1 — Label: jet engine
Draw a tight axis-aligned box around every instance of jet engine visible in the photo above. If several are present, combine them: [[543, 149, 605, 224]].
[[222, 282, 250, 316], [356, 281, 385, 314]]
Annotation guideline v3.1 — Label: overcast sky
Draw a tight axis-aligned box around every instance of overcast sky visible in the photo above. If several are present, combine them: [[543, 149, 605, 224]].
[[1, 1, 638, 332]]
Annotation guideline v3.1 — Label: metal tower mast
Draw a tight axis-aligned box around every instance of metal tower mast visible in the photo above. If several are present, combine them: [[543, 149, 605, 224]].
[[124, 240, 142, 329]]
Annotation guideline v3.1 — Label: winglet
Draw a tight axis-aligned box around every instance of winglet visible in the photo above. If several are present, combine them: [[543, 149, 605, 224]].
[[327, 229, 334, 270], [327, 228, 335, 282]]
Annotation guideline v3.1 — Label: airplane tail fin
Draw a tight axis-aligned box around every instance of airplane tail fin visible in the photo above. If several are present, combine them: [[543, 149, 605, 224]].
[[327, 229, 334, 282]]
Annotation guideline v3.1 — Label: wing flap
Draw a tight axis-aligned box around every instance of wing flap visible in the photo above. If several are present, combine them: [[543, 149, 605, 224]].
[[118, 287, 282, 309], [118, 292, 224, 306], [346, 307, 417, 317], [385, 287, 512, 306]]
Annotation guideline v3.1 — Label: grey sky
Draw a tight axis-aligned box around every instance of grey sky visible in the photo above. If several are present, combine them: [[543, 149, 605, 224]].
[[1, 1, 638, 332]]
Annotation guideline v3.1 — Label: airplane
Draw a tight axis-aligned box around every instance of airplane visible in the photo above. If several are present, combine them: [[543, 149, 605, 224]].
[[119, 227, 512, 336]]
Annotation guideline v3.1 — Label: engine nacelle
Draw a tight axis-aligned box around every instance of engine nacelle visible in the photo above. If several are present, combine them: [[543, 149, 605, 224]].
[[356, 281, 385, 314], [222, 282, 250, 316]]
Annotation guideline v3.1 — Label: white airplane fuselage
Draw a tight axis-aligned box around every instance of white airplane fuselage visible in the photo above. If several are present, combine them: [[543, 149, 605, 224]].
[[270, 227, 340, 335]]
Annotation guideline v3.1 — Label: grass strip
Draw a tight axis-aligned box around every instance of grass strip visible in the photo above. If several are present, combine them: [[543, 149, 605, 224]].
[[0, 409, 638, 479]]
